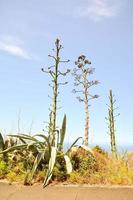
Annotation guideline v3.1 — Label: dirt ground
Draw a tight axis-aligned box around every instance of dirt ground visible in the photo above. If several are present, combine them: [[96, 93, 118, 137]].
[[0, 182, 133, 200]]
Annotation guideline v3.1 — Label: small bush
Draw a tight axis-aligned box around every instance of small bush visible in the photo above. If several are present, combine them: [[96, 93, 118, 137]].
[[0, 161, 8, 178], [69, 171, 81, 183], [71, 147, 97, 174]]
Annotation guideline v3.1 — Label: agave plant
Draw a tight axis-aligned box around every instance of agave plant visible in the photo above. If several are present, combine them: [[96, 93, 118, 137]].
[[39, 115, 82, 187], [0, 115, 82, 187]]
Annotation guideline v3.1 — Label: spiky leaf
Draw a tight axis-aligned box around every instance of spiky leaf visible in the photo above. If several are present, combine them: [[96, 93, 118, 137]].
[[0, 144, 28, 154], [66, 137, 82, 154], [64, 155, 72, 174], [0, 133, 4, 151], [29, 151, 45, 182], [43, 146, 57, 188], [59, 114, 66, 151]]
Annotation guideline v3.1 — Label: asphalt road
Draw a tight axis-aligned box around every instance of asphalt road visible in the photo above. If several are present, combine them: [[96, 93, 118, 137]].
[[0, 182, 133, 200]]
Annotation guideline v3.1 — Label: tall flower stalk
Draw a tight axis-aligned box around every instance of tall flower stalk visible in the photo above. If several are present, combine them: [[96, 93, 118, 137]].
[[106, 90, 119, 159], [72, 55, 99, 146], [42, 39, 70, 145]]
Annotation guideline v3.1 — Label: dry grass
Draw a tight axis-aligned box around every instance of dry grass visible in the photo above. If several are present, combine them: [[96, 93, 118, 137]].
[[68, 148, 133, 185]]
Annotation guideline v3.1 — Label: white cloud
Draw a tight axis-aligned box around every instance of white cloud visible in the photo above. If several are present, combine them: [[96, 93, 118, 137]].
[[0, 36, 31, 59], [75, 0, 122, 21]]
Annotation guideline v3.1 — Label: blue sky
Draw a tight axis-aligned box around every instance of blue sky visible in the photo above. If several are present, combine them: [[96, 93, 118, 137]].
[[0, 0, 133, 147]]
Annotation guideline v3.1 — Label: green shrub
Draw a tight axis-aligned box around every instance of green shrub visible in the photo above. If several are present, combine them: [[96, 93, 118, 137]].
[[0, 161, 8, 178], [71, 147, 97, 174], [6, 171, 25, 183], [68, 171, 80, 183], [6, 171, 17, 182]]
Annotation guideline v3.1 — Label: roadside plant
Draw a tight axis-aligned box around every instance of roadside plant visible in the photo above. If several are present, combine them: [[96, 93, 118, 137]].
[[72, 55, 99, 146], [106, 90, 119, 159], [70, 147, 97, 174], [0, 160, 8, 178], [0, 115, 82, 187], [41, 38, 70, 145], [42, 115, 82, 187]]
